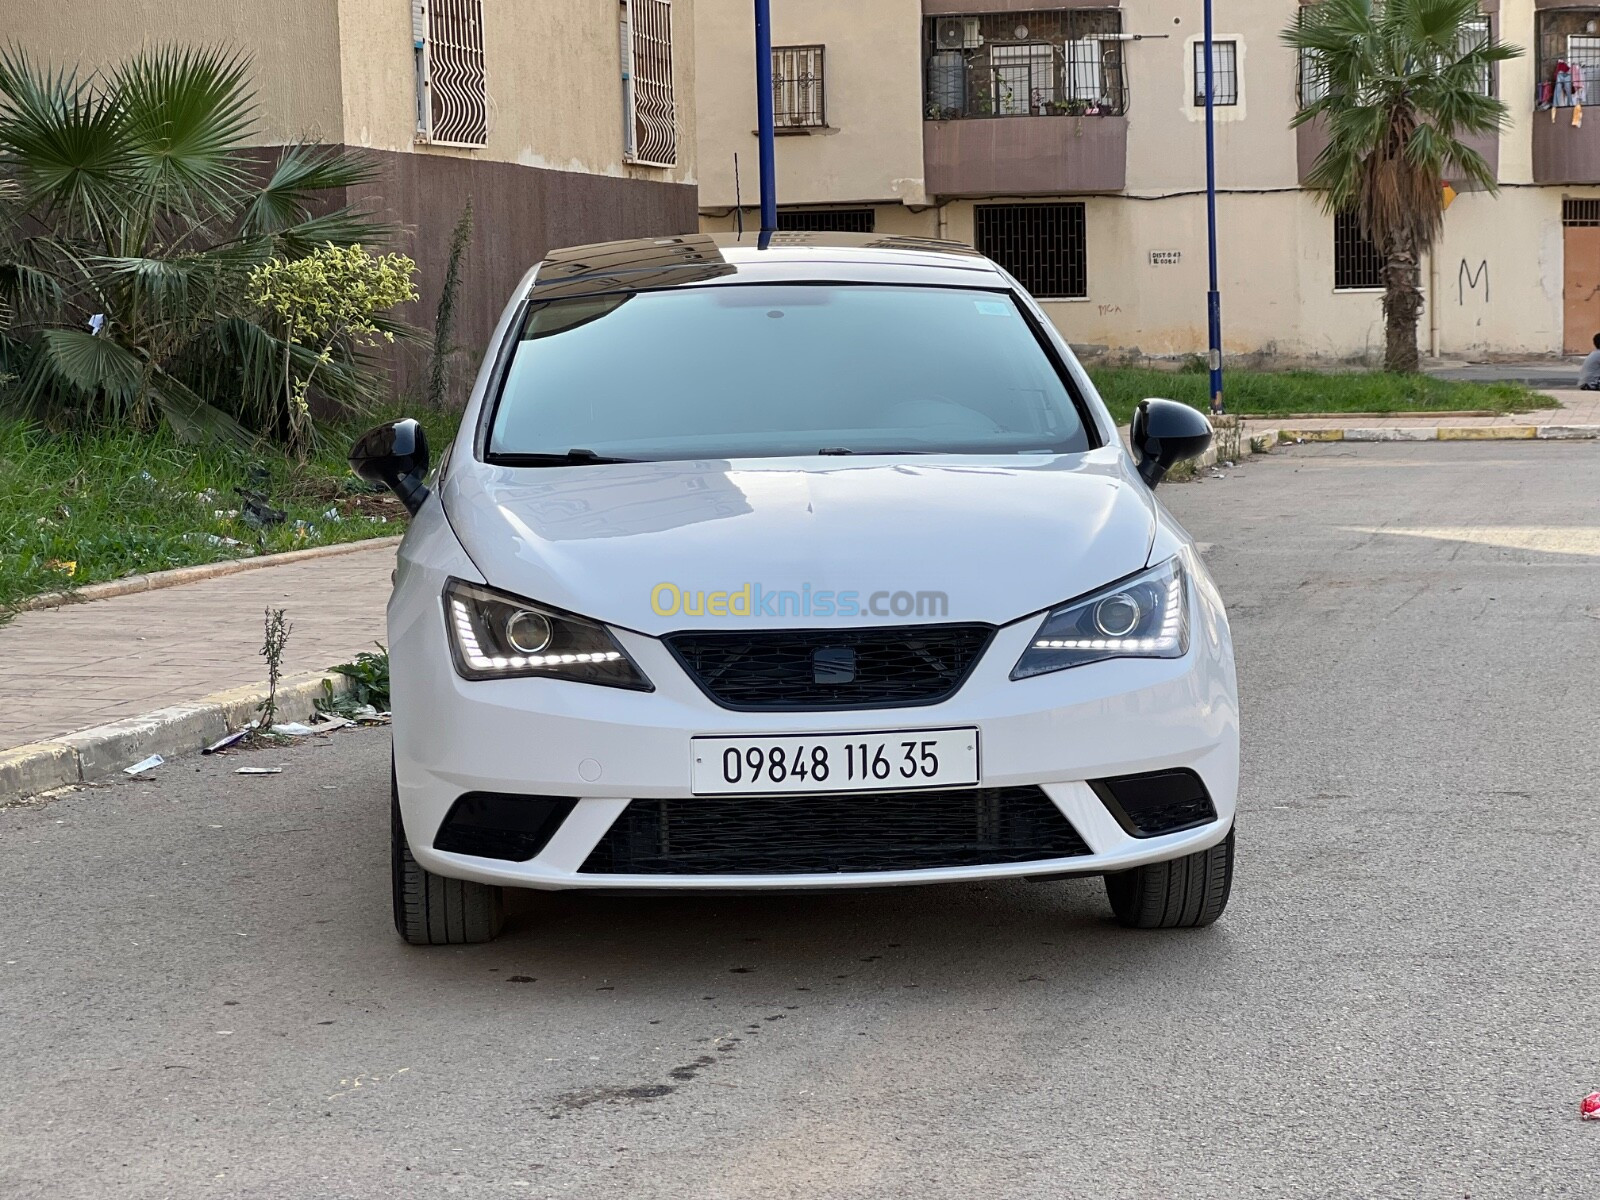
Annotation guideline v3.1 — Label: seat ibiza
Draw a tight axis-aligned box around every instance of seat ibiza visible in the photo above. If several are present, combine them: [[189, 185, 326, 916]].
[[352, 233, 1238, 945]]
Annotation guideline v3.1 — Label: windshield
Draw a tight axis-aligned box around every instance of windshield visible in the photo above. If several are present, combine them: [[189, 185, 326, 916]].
[[487, 284, 1094, 463]]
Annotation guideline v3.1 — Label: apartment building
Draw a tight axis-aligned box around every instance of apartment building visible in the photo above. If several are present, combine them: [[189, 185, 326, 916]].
[[15, 0, 698, 392], [697, 0, 1600, 363]]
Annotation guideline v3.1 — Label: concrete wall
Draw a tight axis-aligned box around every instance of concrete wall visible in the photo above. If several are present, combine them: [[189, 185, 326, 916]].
[[6, 0, 346, 145], [336, 0, 696, 187], [695, 0, 928, 209]]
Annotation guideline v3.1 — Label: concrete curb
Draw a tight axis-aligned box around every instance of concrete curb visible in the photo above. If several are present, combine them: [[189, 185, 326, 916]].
[[11, 536, 403, 616], [0, 670, 353, 803], [1271, 425, 1600, 444]]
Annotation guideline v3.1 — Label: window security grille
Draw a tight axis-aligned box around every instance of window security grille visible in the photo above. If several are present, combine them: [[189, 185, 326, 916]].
[[1536, 12, 1600, 107], [414, 0, 488, 147], [1334, 209, 1384, 291], [773, 45, 825, 128], [1193, 40, 1238, 106], [1563, 199, 1600, 226], [1569, 34, 1600, 90], [1299, 47, 1327, 107], [1458, 18, 1492, 98], [924, 10, 1127, 119], [776, 209, 876, 233], [623, 0, 677, 167], [975, 203, 1087, 299]]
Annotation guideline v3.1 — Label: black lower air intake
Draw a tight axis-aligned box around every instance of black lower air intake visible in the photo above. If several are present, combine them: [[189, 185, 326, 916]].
[[432, 792, 579, 862], [1090, 769, 1218, 838]]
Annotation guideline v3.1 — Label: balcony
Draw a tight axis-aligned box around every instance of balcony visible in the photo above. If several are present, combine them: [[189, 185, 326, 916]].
[[922, 8, 1128, 196], [925, 114, 1127, 196], [1532, 6, 1600, 183]]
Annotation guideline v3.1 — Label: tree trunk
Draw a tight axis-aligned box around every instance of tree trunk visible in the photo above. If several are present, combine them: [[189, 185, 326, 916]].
[[1381, 236, 1423, 374]]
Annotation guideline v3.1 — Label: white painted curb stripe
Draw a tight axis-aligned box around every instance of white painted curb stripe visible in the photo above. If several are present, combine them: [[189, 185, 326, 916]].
[[0, 671, 353, 802]]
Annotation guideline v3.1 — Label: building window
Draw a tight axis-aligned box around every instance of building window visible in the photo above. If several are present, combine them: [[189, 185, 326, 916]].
[[1334, 209, 1384, 291], [925, 10, 1128, 119], [622, 0, 677, 167], [1564, 198, 1600, 226], [776, 208, 876, 233], [1298, 45, 1326, 107], [773, 45, 826, 128], [414, 0, 488, 147], [1457, 18, 1492, 98], [1193, 40, 1239, 106], [975, 203, 1087, 299]]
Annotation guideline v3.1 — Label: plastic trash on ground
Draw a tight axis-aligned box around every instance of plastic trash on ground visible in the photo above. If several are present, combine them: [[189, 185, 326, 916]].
[[236, 767, 283, 775], [1582, 1092, 1600, 1121], [124, 754, 163, 775], [270, 722, 318, 736], [202, 730, 249, 755]]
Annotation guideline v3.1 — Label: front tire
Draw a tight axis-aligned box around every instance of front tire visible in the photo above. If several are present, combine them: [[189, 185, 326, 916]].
[[1105, 827, 1234, 929], [391, 773, 506, 945]]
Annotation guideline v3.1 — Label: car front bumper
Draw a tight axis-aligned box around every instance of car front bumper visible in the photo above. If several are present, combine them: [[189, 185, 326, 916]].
[[390, 524, 1239, 892]]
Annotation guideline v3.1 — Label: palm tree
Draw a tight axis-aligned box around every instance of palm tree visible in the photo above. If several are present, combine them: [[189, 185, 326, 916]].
[[1284, 0, 1520, 373], [0, 45, 401, 442]]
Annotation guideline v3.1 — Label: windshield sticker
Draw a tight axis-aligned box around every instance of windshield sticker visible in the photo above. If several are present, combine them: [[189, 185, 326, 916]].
[[975, 300, 1011, 316]]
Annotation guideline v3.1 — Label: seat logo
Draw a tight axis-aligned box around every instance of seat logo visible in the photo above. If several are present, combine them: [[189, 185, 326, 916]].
[[812, 646, 857, 684]]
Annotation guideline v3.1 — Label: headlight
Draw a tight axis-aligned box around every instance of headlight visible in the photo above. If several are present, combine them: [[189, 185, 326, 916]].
[[443, 579, 653, 690], [1011, 557, 1189, 679]]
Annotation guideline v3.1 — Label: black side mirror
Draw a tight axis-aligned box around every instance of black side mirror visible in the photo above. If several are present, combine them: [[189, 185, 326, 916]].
[[1131, 398, 1213, 489], [350, 418, 431, 515]]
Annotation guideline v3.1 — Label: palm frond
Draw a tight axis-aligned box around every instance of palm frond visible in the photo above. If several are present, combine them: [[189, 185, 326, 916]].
[[0, 44, 132, 244], [146, 365, 253, 446], [21, 327, 145, 429], [110, 45, 256, 222], [240, 145, 383, 236], [270, 206, 399, 259], [0, 258, 65, 323]]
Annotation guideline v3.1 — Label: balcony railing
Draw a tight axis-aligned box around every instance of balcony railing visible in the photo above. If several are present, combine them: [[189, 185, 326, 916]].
[[924, 10, 1129, 121], [1533, 9, 1600, 183]]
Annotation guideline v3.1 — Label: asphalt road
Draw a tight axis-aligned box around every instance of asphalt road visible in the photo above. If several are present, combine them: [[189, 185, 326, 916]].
[[4, 442, 1599, 1199]]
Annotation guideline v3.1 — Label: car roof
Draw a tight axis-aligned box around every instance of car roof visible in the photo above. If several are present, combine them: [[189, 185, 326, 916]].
[[525, 232, 1006, 302]]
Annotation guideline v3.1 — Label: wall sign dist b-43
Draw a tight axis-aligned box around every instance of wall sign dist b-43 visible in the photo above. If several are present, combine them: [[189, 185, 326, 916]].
[[1149, 250, 1182, 266]]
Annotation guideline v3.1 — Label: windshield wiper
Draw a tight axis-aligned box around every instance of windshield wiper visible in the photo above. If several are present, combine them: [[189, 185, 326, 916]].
[[816, 447, 936, 456], [497, 448, 645, 466]]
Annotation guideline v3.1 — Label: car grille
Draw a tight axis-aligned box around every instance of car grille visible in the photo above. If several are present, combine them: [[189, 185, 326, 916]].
[[579, 786, 1090, 875], [662, 624, 994, 711]]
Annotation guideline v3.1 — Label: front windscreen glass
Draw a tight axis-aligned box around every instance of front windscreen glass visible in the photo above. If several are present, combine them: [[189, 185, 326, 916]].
[[487, 284, 1093, 462]]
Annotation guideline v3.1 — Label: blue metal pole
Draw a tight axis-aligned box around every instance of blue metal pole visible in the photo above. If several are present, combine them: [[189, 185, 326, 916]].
[[754, 0, 778, 233], [1203, 0, 1224, 415]]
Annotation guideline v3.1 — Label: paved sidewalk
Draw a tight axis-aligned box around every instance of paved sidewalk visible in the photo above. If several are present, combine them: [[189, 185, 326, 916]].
[[1242, 388, 1600, 440], [0, 543, 394, 752]]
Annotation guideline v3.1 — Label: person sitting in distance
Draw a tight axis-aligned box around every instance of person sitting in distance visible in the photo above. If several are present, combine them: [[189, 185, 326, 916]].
[[1580, 332, 1600, 391]]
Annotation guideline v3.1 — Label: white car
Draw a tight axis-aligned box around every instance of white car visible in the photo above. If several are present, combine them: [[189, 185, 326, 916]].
[[352, 233, 1238, 946]]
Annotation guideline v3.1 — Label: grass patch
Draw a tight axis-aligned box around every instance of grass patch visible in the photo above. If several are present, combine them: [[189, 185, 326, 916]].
[[0, 408, 461, 615], [1087, 367, 1553, 427]]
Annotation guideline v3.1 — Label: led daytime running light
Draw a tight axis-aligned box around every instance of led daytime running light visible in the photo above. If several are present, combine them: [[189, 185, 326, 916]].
[[451, 599, 623, 672], [1032, 576, 1183, 654]]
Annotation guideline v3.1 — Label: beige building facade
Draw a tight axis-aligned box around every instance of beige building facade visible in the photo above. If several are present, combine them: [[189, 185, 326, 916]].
[[696, 0, 1600, 364], [16, 0, 700, 391]]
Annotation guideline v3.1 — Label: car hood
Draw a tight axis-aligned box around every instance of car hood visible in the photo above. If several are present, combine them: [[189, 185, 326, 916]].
[[441, 447, 1157, 634]]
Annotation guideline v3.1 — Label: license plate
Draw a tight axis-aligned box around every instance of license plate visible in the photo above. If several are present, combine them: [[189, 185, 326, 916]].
[[691, 728, 979, 796]]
